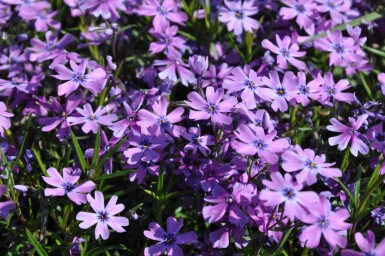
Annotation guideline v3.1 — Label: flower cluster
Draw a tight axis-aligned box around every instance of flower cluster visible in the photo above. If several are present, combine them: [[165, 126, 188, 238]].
[[0, 0, 385, 255]]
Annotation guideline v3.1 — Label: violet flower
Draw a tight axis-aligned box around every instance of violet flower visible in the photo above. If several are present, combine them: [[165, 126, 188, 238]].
[[0, 185, 15, 219], [318, 72, 355, 104], [137, 0, 188, 32], [185, 86, 237, 125], [222, 67, 275, 109], [293, 71, 321, 106], [188, 55, 209, 76], [262, 71, 297, 112], [281, 145, 342, 185], [143, 216, 198, 256], [76, 191, 129, 240], [52, 59, 107, 96], [42, 167, 95, 205], [67, 103, 118, 134], [80, 0, 126, 20], [234, 124, 290, 164], [0, 101, 13, 136], [149, 25, 186, 56], [182, 126, 214, 156], [19, 7, 61, 32], [137, 96, 185, 137], [262, 35, 306, 70], [202, 63, 232, 88], [326, 114, 369, 156], [218, 0, 259, 35], [341, 230, 385, 256], [299, 196, 352, 249], [110, 102, 140, 138], [39, 94, 81, 141], [279, 0, 317, 35], [259, 172, 319, 221]]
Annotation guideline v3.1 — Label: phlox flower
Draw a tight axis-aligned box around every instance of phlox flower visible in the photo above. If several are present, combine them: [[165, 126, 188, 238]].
[[218, 0, 259, 35], [293, 71, 321, 106], [123, 126, 169, 165], [326, 114, 369, 156], [237, 104, 275, 132], [194, 160, 235, 192], [80, 0, 126, 20], [188, 55, 209, 77], [149, 25, 186, 56], [234, 124, 289, 164], [0, 101, 13, 136], [0, 45, 26, 75], [143, 217, 198, 256], [76, 191, 129, 240], [281, 145, 342, 185], [110, 101, 140, 138], [262, 35, 306, 70], [19, 7, 60, 32], [341, 230, 385, 256], [137, 96, 185, 137], [379, 73, 385, 96], [67, 103, 118, 134], [262, 71, 297, 112], [52, 59, 107, 97], [318, 72, 355, 104], [279, 0, 317, 35], [137, 0, 188, 32], [222, 66, 275, 109], [202, 183, 256, 226], [42, 167, 95, 205], [39, 94, 81, 141], [125, 160, 160, 184], [202, 63, 232, 88], [316, 0, 358, 24], [259, 172, 319, 221], [182, 126, 214, 156], [315, 30, 357, 66], [209, 225, 248, 249], [299, 196, 352, 249], [154, 53, 196, 86], [185, 86, 237, 125], [0, 185, 15, 219], [366, 124, 385, 153]]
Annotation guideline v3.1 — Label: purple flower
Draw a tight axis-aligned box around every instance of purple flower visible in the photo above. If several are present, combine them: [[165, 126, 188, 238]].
[[193, 160, 235, 192], [326, 114, 369, 156], [188, 55, 209, 76], [39, 94, 81, 141], [76, 191, 129, 240], [138, 96, 185, 137], [279, 0, 317, 35], [52, 59, 106, 96], [182, 126, 214, 156], [378, 73, 385, 96], [185, 86, 237, 125], [262, 35, 306, 70], [282, 145, 342, 185], [0, 185, 15, 219], [28, 31, 75, 67], [137, 0, 188, 32], [149, 25, 186, 56], [218, 0, 259, 35], [67, 103, 118, 134], [143, 216, 198, 256], [262, 71, 297, 112], [202, 183, 256, 226], [42, 167, 95, 205], [316, 0, 357, 24], [126, 160, 160, 184], [293, 71, 321, 106], [80, 0, 126, 20], [259, 172, 319, 221], [0, 45, 26, 76], [222, 67, 275, 109], [154, 53, 196, 86], [366, 124, 385, 153], [123, 126, 169, 165], [0, 101, 13, 136], [234, 124, 290, 164], [19, 7, 60, 32], [341, 230, 385, 256], [110, 102, 140, 138], [299, 196, 352, 249], [315, 30, 357, 66], [202, 63, 232, 88], [318, 72, 355, 104]]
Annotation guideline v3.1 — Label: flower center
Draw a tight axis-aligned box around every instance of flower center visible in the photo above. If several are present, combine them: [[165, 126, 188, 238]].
[[280, 48, 290, 58], [206, 103, 218, 114], [276, 87, 286, 96], [333, 43, 344, 54], [235, 10, 243, 19], [318, 216, 329, 229], [62, 182, 75, 192], [299, 85, 310, 95], [97, 211, 110, 222], [283, 188, 296, 199], [295, 4, 305, 13], [163, 233, 176, 246], [62, 112, 67, 118]]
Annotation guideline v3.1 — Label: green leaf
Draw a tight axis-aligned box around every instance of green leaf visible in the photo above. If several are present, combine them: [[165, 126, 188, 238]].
[[93, 169, 132, 181], [270, 227, 294, 255], [95, 136, 127, 174], [25, 229, 48, 256], [300, 11, 384, 44], [70, 130, 88, 173], [341, 148, 350, 173], [363, 45, 385, 58], [367, 154, 383, 189], [90, 128, 101, 169], [359, 72, 373, 100]]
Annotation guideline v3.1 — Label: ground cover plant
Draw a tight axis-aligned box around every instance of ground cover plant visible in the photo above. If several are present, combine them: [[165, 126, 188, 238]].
[[1, 0, 385, 255]]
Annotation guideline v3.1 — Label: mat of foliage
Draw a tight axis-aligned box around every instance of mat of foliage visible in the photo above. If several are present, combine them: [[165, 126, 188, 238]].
[[1, 0, 385, 255]]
